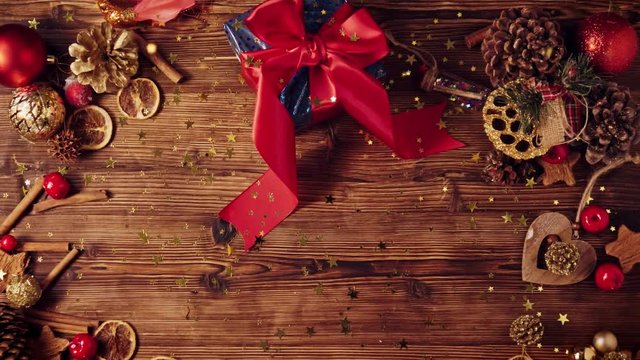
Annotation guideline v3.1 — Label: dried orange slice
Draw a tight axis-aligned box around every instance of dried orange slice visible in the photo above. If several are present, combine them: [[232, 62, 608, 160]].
[[117, 78, 161, 120], [68, 105, 113, 151], [94, 320, 137, 360]]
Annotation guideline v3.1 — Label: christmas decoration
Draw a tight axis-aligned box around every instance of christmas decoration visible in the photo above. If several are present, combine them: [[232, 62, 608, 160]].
[[30, 326, 70, 360], [544, 241, 580, 275], [580, 205, 610, 235], [69, 333, 98, 360], [68, 105, 114, 150], [43, 172, 71, 200], [0, 177, 44, 236], [605, 226, 640, 273], [0, 24, 46, 88], [522, 212, 596, 285], [541, 144, 570, 164], [536, 151, 580, 186], [577, 13, 639, 74], [116, 78, 161, 119], [604, 352, 630, 360], [6, 274, 42, 309], [47, 129, 82, 164], [593, 330, 618, 353], [219, 0, 464, 250], [482, 149, 541, 185], [69, 22, 139, 93], [0, 251, 28, 291], [9, 84, 66, 141], [0, 235, 18, 253], [595, 263, 625, 292], [509, 314, 543, 346], [34, 190, 110, 214], [0, 302, 30, 359], [583, 82, 639, 165], [93, 320, 137, 360], [64, 77, 93, 108], [481, 8, 565, 87], [97, 0, 196, 27]]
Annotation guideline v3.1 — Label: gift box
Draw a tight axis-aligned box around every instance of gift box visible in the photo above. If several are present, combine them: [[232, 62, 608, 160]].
[[224, 0, 384, 130]]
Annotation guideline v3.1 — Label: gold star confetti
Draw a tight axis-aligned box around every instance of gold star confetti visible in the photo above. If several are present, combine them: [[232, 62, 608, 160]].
[[327, 257, 338, 268], [433, 18, 439, 24], [437, 119, 447, 130], [198, 92, 209, 102], [600, 186, 606, 191], [168, 53, 178, 64], [442, 57, 448, 63], [610, 226, 616, 232], [232, 19, 243, 31], [558, 313, 569, 325], [63, 11, 74, 22], [488, 286, 494, 292], [526, 177, 536, 188], [445, 38, 455, 50], [184, 119, 194, 129], [467, 201, 478, 213], [226, 132, 237, 142], [523, 299, 534, 311], [536, 312, 542, 317], [502, 212, 513, 223], [137, 130, 146, 141], [518, 215, 529, 227], [405, 54, 417, 65], [488, 197, 494, 203], [457, 11, 463, 18], [106, 157, 117, 168], [321, 9, 327, 15], [442, 186, 449, 193], [470, 153, 481, 163], [537, 343, 542, 349], [553, 200, 560, 205], [470, 65, 477, 72], [175, 278, 188, 287], [349, 33, 360, 42], [28, 18, 39, 29]]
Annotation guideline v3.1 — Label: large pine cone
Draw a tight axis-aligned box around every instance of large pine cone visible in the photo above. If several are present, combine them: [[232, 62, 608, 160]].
[[482, 149, 541, 185], [584, 82, 640, 165], [481, 8, 565, 87], [510, 314, 544, 346], [0, 303, 30, 359]]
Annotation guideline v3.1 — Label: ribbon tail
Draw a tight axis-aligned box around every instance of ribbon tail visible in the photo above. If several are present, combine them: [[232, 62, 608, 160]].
[[134, 0, 196, 25], [219, 68, 298, 251]]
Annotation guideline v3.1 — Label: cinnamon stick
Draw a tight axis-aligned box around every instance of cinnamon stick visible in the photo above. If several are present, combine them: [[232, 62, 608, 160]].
[[26, 308, 99, 328], [41, 248, 81, 291], [19, 242, 71, 252], [465, 25, 491, 49], [0, 177, 44, 235], [24, 317, 89, 335], [32, 190, 109, 214], [133, 32, 184, 83]]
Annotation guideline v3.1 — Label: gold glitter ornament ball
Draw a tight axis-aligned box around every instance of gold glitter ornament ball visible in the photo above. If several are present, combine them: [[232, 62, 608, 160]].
[[9, 84, 66, 141], [6, 274, 42, 309], [593, 330, 618, 353], [509, 314, 544, 346]]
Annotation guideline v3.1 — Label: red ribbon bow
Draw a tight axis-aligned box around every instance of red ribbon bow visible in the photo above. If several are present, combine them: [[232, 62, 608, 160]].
[[219, 0, 464, 250]]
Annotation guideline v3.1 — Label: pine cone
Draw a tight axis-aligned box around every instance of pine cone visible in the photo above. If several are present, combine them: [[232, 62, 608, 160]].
[[0, 302, 30, 359], [69, 22, 138, 93], [482, 149, 541, 185], [544, 242, 580, 275], [510, 314, 544, 346], [481, 8, 565, 87], [604, 352, 629, 360], [48, 129, 82, 164], [584, 82, 640, 165]]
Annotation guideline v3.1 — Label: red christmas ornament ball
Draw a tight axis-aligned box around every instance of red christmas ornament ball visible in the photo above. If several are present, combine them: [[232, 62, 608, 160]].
[[69, 333, 98, 360], [542, 144, 570, 164], [577, 12, 638, 74], [43, 172, 71, 200], [0, 24, 46, 87], [580, 205, 610, 234], [595, 263, 624, 291], [0, 235, 18, 253]]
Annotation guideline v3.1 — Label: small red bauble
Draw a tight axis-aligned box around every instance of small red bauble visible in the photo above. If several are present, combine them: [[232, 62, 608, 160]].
[[542, 144, 570, 164], [69, 333, 98, 360], [580, 205, 610, 235], [43, 172, 71, 200], [64, 77, 93, 108], [0, 24, 46, 87], [577, 12, 638, 74], [0, 235, 18, 253], [595, 263, 624, 291]]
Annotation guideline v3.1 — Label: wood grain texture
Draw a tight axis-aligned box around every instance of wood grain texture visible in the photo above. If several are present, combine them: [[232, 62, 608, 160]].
[[0, 1, 640, 359]]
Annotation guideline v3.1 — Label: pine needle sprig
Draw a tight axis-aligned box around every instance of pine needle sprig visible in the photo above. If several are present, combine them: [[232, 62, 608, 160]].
[[559, 54, 603, 97], [505, 82, 543, 134]]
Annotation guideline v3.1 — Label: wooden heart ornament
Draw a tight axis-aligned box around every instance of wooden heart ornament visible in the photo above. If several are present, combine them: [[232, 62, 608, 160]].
[[522, 212, 597, 285]]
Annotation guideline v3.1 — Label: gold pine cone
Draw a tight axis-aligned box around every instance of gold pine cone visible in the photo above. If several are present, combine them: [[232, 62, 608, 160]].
[[510, 314, 543, 346], [544, 242, 580, 276], [604, 352, 629, 360], [69, 22, 138, 93]]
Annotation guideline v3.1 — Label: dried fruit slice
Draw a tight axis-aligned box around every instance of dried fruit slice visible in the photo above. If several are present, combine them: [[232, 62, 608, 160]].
[[117, 78, 161, 120], [68, 105, 113, 151], [94, 320, 137, 360]]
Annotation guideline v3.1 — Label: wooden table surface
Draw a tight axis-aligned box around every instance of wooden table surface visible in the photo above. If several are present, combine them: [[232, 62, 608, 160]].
[[1, 0, 640, 359]]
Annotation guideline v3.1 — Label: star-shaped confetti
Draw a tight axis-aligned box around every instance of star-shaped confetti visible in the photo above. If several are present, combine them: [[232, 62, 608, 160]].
[[28, 18, 40, 29], [184, 119, 194, 129], [106, 157, 117, 168], [467, 201, 478, 213], [526, 177, 536, 188], [523, 299, 534, 311], [558, 313, 569, 325], [226, 132, 237, 142], [63, 11, 74, 22], [470, 153, 481, 163], [518, 215, 529, 227], [405, 54, 417, 65], [445, 38, 455, 50], [347, 287, 359, 299], [274, 328, 286, 339], [502, 212, 513, 223]]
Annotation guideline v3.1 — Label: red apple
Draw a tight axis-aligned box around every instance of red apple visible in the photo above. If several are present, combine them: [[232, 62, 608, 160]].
[[595, 263, 624, 291], [580, 205, 610, 234]]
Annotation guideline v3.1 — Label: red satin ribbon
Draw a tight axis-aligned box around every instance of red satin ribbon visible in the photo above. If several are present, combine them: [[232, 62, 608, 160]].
[[220, 0, 464, 250]]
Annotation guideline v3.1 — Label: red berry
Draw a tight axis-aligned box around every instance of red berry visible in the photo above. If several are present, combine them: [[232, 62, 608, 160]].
[[580, 205, 610, 234], [43, 172, 71, 200], [69, 333, 98, 360], [0, 235, 18, 253], [541, 144, 570, 164], [64, 77, 93, 108], [595, 263, 624, 291]]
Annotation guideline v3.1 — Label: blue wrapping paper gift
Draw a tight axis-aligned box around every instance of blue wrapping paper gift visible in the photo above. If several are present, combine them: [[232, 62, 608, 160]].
[[223, 0, 385, 130]]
